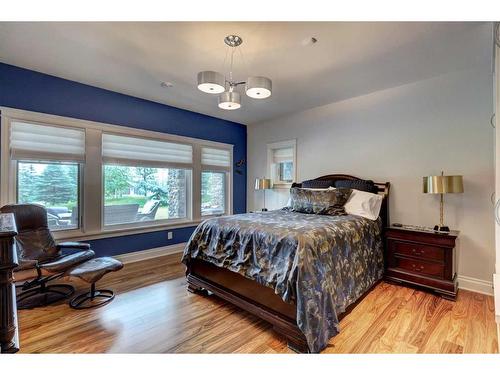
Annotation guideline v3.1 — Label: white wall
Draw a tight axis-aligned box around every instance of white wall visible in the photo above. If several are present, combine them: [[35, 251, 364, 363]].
[[248, 66, 494, 289]]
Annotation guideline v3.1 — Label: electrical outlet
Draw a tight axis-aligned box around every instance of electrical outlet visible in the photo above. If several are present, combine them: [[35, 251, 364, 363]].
[[167, 232, 173, 240]]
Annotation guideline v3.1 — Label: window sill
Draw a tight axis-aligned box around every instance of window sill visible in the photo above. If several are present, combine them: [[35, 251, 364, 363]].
[[52, 219, 203, 242], [272, 183, 292, 189]]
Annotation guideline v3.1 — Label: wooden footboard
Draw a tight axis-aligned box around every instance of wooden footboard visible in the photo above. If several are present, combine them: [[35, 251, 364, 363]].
[[187, 258, 381, 353], [186, 259, 310, 353]]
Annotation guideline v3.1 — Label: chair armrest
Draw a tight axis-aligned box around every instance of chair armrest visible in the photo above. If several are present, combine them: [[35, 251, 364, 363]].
[[15, 258, 39, 272], [57, 242, 91, 250]]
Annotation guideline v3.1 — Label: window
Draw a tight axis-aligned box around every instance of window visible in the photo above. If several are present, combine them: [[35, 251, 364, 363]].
[[201, 147, 231, 216], [1, 108, 233, 239], [17, 161, 80, 230], [102, 134, 194, 228], [9, 121, 85, 231], [267, 140, 296, 187], [103, 165, 191, 226], [278, 161, 293, 183], [201, 171, 226, 216]]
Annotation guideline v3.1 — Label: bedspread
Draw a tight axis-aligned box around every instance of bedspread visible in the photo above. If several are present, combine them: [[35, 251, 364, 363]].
[[182, 210, 383, 352]]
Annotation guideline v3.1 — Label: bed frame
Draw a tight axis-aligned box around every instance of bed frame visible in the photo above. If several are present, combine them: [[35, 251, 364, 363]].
[[186, 174, 390, 353]]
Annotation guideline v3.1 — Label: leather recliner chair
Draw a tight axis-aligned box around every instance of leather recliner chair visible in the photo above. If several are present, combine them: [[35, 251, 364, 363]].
[[0, 204, 95, 309]]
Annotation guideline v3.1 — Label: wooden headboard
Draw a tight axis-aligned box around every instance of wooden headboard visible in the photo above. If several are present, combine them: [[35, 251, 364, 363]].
[[291, 174, 391, 228]]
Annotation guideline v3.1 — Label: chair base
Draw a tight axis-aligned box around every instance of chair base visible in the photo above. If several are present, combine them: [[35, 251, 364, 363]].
[[69, 283, 115, 309], [16, 283, 75, 309]]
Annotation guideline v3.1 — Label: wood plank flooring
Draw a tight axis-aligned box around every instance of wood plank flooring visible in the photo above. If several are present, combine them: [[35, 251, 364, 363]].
[[17, 253, 498, 353]]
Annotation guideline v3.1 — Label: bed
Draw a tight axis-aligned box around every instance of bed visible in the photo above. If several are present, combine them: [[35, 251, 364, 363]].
[[182, 174, 390, 353]]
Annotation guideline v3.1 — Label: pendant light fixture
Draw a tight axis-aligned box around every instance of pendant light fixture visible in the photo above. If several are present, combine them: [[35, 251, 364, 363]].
[[197, 71, 225, 94], [246, 76, 272, 99], [218, 91, 241, 110], [197, 35, 272, 110]]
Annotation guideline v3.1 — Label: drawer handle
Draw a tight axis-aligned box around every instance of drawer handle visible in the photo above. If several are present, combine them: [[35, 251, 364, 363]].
[[411, 264, 425, 272], [411, 248, 424, 256]]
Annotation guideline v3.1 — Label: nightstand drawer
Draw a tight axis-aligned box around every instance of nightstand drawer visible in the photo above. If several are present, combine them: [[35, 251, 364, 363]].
[[395, 257, 444, 278], [392, 241, 444, 262]]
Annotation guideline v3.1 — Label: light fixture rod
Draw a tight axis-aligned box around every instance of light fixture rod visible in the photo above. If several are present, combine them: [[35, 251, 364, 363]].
[[226, 81, 246, 86], [229, 48, 235, 82]]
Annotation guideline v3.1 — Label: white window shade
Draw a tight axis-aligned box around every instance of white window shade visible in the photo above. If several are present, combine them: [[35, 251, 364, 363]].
[[10, 121, 86, 162], [201, 147, 231, 167], [102, 133, 192, 167], [273, 147, 293, 163]]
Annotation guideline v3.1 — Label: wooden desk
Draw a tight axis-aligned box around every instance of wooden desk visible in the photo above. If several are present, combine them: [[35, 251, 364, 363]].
[[0, 213, 19, 353]]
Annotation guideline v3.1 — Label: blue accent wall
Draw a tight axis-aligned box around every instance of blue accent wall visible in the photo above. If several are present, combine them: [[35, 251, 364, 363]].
[[0, 62, 247, 256]]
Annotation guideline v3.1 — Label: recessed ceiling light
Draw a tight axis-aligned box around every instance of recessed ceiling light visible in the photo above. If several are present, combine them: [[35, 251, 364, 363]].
[[161, 81, 174, 88]]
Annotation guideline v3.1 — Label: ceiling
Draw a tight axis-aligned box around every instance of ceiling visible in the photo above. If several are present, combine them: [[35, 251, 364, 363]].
[[0, 22, 492, 125]]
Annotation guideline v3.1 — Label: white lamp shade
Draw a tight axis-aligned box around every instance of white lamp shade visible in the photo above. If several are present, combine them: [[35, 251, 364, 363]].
[[218, 91, 241, 110], [197, 71, 225, 94], [246, 76, 272, 99]]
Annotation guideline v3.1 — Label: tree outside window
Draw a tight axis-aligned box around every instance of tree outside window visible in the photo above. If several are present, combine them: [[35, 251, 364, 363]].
[[201, 171, 226, 216], [103, 165, 188, 226], [17, 161, 79, 230]]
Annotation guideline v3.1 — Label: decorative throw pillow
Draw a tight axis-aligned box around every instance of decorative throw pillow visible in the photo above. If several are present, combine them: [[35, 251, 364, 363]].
[[284, 186, 333, 208], [289, 187, 352, 216], [335, 179, 378, 193], [301, 179, 336, 189]]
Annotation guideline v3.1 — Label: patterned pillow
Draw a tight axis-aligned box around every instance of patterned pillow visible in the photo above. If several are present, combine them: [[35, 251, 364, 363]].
[[335, 179, 378, 193], [289, 187, 352, 216], [301, 179, 336, 189]]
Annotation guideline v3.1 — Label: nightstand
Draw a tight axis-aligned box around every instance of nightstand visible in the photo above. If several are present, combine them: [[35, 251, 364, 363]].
[[384, 226, 458, 300]]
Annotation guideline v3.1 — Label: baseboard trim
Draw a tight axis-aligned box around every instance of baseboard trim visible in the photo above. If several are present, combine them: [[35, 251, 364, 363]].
[[114, 242, 186, 264], [114, 245, 494, 296], [458, 275, 494, 296]]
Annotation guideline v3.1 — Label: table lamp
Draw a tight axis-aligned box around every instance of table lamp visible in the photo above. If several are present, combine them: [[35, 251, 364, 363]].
[[255, 178, 272, 211], [423, 171, 463, 232]]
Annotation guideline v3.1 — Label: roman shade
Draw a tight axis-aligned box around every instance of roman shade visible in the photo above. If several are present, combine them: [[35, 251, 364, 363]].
[[272, 147, 293, 163], [201, 147, 231, 167], [102, 133, 193, 167], [10, 121, 86, 162]]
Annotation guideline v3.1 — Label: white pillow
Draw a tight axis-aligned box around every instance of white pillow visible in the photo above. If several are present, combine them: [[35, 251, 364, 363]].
[[344, 189, 383, 220]]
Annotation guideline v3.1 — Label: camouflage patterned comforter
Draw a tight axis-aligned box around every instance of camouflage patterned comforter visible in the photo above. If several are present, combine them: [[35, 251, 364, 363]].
[[182, 210, 383, 353]]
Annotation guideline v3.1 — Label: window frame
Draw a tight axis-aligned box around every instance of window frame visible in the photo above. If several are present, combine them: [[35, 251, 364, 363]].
[[267, 139, 297, 189], [200, 146, 232, 219], [1, 107, 233, 241]]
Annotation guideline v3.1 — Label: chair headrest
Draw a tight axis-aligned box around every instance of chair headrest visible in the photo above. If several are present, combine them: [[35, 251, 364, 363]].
[[0, 204, 49, 232]]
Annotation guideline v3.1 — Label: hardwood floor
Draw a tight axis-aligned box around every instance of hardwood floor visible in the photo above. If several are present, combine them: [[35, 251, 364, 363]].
[[17, 253, 498, 354]]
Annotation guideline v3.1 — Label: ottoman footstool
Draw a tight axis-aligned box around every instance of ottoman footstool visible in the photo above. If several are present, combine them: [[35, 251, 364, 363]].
[[66, 257, 123, 309]]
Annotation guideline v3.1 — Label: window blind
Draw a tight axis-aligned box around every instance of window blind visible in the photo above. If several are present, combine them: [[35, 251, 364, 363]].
[[10, 121, 86, 162], [273, 147, 293, 163], [201, 147, 231, 167], [102, 133, 193, 167]]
